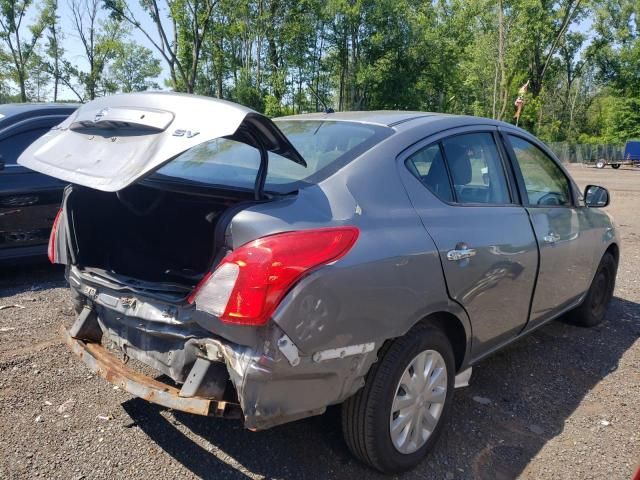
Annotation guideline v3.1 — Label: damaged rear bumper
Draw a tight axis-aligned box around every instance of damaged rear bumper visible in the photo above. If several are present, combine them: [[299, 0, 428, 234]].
[[61, 325, 241, 418], [63, 267, 380, 430]]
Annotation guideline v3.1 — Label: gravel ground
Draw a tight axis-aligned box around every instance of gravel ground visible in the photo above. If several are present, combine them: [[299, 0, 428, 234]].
[[1, 164, 639, 480]]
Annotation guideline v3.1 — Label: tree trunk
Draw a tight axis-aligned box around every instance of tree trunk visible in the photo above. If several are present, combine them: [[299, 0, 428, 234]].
[[568, 77, 581, 138], [350, 27, 358, 110], [216, 36, 224, 98], [492, 62, 498, 119], [53, 62, 59, 102], [18, 70, 27, 102], [52, 26, 60, 102], [268, 38, 280, 100], [497, 0, 507, 121]]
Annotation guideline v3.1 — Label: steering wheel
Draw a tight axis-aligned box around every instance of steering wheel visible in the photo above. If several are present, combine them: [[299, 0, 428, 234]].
[[537, 192, 564, 206]]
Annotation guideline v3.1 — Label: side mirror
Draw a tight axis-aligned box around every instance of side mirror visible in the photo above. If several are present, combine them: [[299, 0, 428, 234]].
[[584, 184, 609, 208]]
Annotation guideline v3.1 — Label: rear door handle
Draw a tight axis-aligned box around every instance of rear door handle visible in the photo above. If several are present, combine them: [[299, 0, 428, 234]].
[[447, 247, 477, 261]]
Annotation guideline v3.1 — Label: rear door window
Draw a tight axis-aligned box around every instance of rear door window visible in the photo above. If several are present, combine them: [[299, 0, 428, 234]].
[[405, 144, 454, 202], [405, 132, 512, 205], [441, 133, 511, 204]]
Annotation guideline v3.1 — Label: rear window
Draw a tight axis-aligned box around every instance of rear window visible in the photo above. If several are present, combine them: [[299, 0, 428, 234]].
[[155, 120, 391, 193]]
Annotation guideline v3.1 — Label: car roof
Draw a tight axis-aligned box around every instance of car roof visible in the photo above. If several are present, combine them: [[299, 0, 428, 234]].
[[275, 111, 442, 127], [0, 102, 78, 116], [0, 103, 78, 130], [275, 110, 520, 132]]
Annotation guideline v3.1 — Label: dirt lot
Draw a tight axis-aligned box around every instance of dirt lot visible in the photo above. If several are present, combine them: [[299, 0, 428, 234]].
[[1, 164, 639, 480]]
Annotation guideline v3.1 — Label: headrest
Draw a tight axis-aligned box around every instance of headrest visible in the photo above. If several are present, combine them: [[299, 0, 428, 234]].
[[444, 144, 472, 185]]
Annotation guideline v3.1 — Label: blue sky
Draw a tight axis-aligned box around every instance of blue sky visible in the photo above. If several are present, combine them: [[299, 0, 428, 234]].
[[50, 0, 170, 100]]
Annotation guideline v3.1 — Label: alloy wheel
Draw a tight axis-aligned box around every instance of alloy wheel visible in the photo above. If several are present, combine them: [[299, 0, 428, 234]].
[[389, 349, 448, 454]]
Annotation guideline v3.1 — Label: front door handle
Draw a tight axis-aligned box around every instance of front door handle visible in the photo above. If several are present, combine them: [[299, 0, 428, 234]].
[[543, 232, 560, 244], [447, 247, 477, 261]]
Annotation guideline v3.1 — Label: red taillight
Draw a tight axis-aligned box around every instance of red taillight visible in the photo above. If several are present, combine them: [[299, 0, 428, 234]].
[[48, 208, 63, 264], [189, 227, 359, 326]]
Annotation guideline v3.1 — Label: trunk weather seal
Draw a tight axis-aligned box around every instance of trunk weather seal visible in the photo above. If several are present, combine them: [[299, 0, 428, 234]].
[[242, 125, 269, 200], [255, 144, 269, 201]]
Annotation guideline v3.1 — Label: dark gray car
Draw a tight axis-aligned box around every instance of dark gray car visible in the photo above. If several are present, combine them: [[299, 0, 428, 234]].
[[18, 93, 619, 473], [0, 103, 76, 262]]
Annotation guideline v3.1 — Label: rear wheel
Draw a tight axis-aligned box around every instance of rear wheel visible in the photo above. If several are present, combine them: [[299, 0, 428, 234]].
[[568, 252, 617, 327], [595, 159, 606, 169], [341, 325, 455, 473], [611, 163, 621, 169]]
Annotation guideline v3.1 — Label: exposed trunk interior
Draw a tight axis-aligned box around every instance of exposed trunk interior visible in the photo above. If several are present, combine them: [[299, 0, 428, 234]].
[[67, 184, 251, 286]]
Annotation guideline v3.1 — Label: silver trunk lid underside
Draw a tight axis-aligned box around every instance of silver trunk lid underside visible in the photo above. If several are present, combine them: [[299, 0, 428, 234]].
[[18, 92, 305, 192]]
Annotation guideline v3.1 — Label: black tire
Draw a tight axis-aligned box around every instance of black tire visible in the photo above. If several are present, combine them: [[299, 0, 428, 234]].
[[568, 252, 617, 327], [341, 324, 455, 473], [611, 163, 621, 169]]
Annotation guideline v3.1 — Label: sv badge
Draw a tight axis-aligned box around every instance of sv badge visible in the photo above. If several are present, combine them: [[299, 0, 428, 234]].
[[173, 129, 200, 138]]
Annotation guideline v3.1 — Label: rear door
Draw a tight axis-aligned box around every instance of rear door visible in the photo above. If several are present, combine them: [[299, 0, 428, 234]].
[[401, 127, 538, 356], [502, 132, 593, 328], [0, 117, 68, 259]]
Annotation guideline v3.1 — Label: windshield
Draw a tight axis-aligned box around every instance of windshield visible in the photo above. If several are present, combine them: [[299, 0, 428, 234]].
[[154, 120, 391, 193]]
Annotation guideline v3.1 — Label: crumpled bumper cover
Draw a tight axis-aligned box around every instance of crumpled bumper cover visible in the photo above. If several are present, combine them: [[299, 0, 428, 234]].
[[64, 267, 380, 430], [60, 325, 240, 418]]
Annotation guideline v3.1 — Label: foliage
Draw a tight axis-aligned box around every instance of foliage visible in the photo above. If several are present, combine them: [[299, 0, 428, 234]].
[[107, 42, 161, 92], [0, 0, 639, 147], [0, 0, 51, 101]]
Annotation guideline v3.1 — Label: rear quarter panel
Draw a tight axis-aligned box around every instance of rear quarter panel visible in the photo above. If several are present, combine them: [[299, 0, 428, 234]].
[[229, 130, 470, 357]]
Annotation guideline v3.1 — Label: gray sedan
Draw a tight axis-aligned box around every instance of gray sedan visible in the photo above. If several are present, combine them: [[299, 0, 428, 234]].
[[19, 93, 619, 473]]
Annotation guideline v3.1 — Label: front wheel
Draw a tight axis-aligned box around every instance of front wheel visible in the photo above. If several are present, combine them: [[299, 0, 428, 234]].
[[342, 325, 455, 473], [611, 163, 621, 169], [595, 159, 606, 169], [568, 252, 617, 327]]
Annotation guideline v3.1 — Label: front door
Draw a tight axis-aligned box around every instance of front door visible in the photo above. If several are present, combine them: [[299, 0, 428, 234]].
[[503, 133, 593, 328], [402, 129, 538, 356]]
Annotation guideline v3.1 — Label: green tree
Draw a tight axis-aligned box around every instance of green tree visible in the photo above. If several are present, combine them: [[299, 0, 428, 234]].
[[26, 47, 50, 101], [105, 0, 218, 93], [0, 0, 51, 101], [578, 0, 640, 143], [590, 0, 640, 96], [44, 0, 64, 101], [108, 42, 161, 92], [69, 0, 125, 100]]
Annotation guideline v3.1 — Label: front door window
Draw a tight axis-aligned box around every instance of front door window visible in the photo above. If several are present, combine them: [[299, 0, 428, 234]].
[[507, 135, 571, 206]]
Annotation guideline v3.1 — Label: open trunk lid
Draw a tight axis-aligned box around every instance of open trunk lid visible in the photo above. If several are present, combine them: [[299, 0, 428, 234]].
[[17, 92, 306, 192]]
